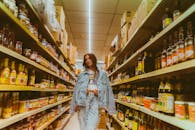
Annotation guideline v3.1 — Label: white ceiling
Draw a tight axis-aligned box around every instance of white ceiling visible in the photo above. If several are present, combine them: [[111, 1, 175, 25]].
[[55, 0, 142, 61]]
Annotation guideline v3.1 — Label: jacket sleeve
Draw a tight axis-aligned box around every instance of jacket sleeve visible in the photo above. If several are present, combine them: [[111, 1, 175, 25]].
[[70, 74, 81, 114], [105, 73, 116, 115]]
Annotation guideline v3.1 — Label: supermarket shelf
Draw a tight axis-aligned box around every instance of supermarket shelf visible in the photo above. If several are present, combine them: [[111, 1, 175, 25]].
[[37, 106, 70, 130], [24, 0, 74, 71], [108, 4, 195, 77], [112, 114, 127, 130], [111, 59, 195, 86], [0, 2, 75, 80], [0, 45, 75, 85], [107, 0, 163, 70], [0, 97, 72, 129], [116, 100, 195, 130], [0, 85, 73, 92], [56, 114, 71, 130]]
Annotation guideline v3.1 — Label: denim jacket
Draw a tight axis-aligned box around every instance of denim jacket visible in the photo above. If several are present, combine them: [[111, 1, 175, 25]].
[[70, 69, 116, 115]]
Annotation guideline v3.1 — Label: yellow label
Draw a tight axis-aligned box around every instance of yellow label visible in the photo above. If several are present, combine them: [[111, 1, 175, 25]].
[[132, 121, 138, 130], [10, 70, 16, 85], [0, 68, 10, 84]]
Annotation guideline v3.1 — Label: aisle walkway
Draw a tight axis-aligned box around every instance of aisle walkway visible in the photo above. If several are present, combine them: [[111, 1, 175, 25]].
[[63, 113, 107, 130], [63, 113, 80, 130]]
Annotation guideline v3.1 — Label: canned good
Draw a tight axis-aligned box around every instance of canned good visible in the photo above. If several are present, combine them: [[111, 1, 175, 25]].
[[175, 101, 187, 119], [188, 102, 195, 121]]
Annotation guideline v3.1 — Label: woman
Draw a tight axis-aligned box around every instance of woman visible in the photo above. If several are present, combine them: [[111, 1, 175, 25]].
[[70, 53, 116, 130]]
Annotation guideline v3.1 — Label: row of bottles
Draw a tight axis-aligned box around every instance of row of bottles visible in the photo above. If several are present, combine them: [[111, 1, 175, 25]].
[[115, 104, 182, 130], [161, 21, 194, 68], [0, 24, 23, 54], [135, 52, 154, 75], [0, 58, 35, 86], [0, 92, 19, 119]]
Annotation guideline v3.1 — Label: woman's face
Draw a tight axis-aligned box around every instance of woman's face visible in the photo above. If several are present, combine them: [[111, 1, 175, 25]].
[[85, 55, 93, 68]]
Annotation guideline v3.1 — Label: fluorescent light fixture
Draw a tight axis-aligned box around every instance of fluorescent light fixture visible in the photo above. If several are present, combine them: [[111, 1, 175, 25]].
[[88, 0, 92, 53]]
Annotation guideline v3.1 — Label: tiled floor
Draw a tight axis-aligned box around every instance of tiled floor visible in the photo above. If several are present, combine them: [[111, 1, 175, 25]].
[[63, 113, 107, 130]]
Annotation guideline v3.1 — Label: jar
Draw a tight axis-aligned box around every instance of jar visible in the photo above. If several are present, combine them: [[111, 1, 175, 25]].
[[19, 100, 28, 114], [30, 51, 38, 61], [23, 49, 31, 58], [15, 41, 23, 54], [188, 102, 195, 121], [175, 101, 187, 119]]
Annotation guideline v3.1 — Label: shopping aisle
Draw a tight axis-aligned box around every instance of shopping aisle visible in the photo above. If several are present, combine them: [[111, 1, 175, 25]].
[[63, 113, 108, 130], [63, 113, 80, 130]]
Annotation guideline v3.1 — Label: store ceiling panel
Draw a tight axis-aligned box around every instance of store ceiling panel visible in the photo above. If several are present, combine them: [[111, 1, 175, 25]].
[[55, 0, 141, 61]]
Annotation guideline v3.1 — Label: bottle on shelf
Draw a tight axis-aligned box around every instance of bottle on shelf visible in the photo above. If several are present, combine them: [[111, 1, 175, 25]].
[[28, 69, 35, 86], [172, 30, 179, 64], [162, 8, 172, 29], [161, 41, 167, 68], [185, 21, 194, 60], [137, 54, 143, 75], [2, 24, 9, 47], [24, 67, 28, 86], [132, 111, 139, 130], [177, 26, 185, 62], [0, 58, 10, 84], [127, 109, 133, 130], [166, 35, 173, 66], [164, 80, 174, 116], [142, 51, 154, 73], [2, 92, 12, 118], [173, 0, 181, 21], [10, 60, 17, 85], [158, 81, 165, 113], [16, 64, 25, 85]]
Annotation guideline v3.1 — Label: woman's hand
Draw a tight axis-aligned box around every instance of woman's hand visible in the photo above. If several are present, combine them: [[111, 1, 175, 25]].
[[74, 105, 79, 112], [87, 89, 98, 96]]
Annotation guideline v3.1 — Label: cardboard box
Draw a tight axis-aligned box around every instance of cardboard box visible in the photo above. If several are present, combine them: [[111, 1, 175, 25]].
[[55, 6, 65, 30], [121, 23, 131, 47], [121, 11, 134, 27]]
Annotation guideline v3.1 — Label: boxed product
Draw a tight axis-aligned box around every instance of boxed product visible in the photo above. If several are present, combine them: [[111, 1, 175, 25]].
[[55, 5, 65, 30], [110, 34, 121, 54], [121, 23, 131, 48], [121, 11, 134, 27]]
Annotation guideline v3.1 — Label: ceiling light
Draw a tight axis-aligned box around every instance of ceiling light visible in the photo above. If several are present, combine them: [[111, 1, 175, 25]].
[[88, 0, 92, 53]]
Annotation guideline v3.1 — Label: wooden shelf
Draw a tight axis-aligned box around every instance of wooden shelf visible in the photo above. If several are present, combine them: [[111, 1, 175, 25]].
[[37, 106, 70, 130], [112, 114, 128, 130], [111, 59, 195, 86], [108, 4, 195, 77], [107, 0, 163, 70], [0, 85, 73, 92], [0, 2, 75, 80], [116, 100, 195, 130], [55, 114, 71, 130], [0, 98, 71, 129], [24, 0, 74, 71], [0, 45, 75, 85]]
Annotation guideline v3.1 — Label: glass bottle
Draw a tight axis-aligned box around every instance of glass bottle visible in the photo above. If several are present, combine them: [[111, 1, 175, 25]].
[[164, 80, 174, 116], [2, 24, 9, 47], [166, 35, 173, 66], [128, 110, 133, 130], [161, 40, 167, 68], [8, 31, 15, 50], [173, 0, 181, 21], [178, 26, 185, 62], [0, 58, 10, 84], [24, 67, 28, 86], [185, 21, 194, 60], [162, 8, 172, 29], [2, 92, 12, 118], [10, 60, 17, 85], [172, 31, 179, 64], [28, 69, 35, 86], [158, 81, 165, 113], [16, 64, 24, 85], [137, 54, 143, 75]]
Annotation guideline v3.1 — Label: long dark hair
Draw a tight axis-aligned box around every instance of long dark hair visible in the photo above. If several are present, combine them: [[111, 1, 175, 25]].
[[83, 53, 98, 71]]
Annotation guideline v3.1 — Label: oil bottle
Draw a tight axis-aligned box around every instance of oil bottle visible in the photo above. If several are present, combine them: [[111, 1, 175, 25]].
[[0, 58, 10, 84], [10, 60, 17, 85]]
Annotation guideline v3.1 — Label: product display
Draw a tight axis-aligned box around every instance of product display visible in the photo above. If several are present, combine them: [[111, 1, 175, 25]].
[[0, 0, 75, 129], [106, 0, 195, 130]]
